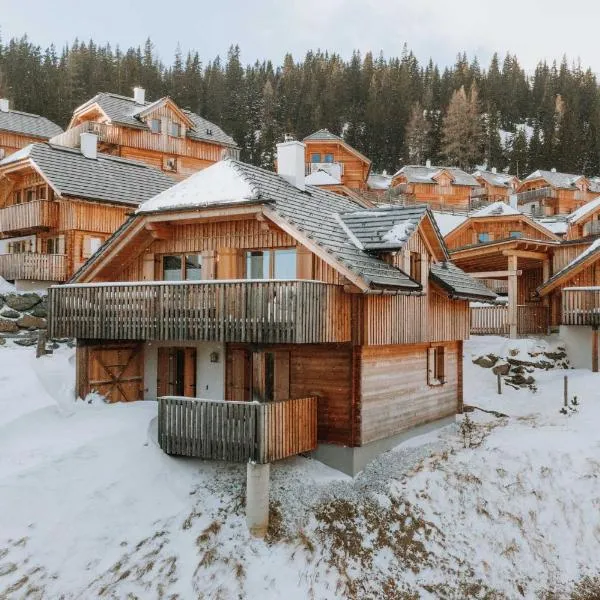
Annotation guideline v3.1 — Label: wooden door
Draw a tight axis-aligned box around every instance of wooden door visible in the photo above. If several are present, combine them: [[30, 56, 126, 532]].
[[86, 344, 144, 403], [157, 347, 197, 397]]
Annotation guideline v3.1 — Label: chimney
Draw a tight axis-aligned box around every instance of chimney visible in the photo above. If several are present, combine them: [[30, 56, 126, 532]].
[[491, 167, 497, 174], [551, 167, 557, 173], [0, 99, 9, 113], [425, 159, 432, 168], [509, 193, 518, 209], [276, 138, 306, 191], [133, 86, 145, 105], [80, 132, 98, 159]]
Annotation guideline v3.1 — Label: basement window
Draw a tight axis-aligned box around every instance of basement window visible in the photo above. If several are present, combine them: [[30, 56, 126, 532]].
[[428, 346, 446, 386]]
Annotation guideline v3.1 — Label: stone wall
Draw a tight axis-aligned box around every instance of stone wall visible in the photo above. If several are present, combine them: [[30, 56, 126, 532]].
[[0, 293, 48, 347]]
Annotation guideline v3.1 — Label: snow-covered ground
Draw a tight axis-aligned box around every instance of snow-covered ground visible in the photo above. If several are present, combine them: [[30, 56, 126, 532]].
[[1, 336, 599, 598]]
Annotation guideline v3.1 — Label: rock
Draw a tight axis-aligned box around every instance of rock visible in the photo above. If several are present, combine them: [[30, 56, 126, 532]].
[[0, 318, 19, 334], [0, 295, 4, 309], [5, 293, 41, 312], [13, 337, 37, 347], [16, 314, 47, 330], [0, 308, 21, 319], [0, 337, 5, 345], [31, 303, 48, 318], [473, 354, 498, 369], [507, 374, 535, 386], [543, 351, 567, 361], [507, 357, 554, 371], [492, 362, 510, 376]]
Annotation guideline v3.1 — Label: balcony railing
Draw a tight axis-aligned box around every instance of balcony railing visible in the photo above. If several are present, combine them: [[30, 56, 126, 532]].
[[158, 395, 318, 463], [583, 221, 600, 236], [562, 288, 600, 326], [50, 121, 119, 148], [471, 304, 548, 335], [515, 187, 557, 204], [0, 253, 67, 282], [305, 162, 344, 177], [48, 279, 352, 343], [0, 200, 58, 234]]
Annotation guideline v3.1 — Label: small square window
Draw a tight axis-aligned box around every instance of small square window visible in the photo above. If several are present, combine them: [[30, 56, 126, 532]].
[[170, 122, 181, 137], [163, 157, 178, 172], [478, 232, 490, 243], [324, 153, 334, 163], [150, 118, 161, 133], [163, 255, 182, 280], [509, 231, 522, 239], [311, 153, 321, 163]]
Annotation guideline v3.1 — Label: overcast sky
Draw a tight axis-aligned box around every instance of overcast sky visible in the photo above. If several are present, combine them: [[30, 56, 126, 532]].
[[1, 0, 598, 73]]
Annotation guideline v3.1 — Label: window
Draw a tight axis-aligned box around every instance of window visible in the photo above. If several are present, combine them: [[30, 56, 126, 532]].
[[324, 153, 334, 163], [82, 236, 103, 259], [170, 121, 181, 137], [311, 153, 321, 163], [409, 252, 421, 284], [163, 157, 178, 172], [13, 190, 22, 205], [245, 249, 297, 279], [47, 238, 54, 255], [150, 118, 161, 134], [163, 255, 182, 281], [37, 185, 47, 200], [162, 254, 203, 280], [45, 236, 64, 255], [9, 239, 33, 254], [478, 232, 490, 243], [428, 346, 446, 386], [184, 255, 202, 280], [509, 231, 522, 239], [25, 188, 36, 203]]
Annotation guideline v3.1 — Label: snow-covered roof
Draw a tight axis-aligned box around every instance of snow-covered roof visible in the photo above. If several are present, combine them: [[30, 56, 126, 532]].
[[472, 202, 521, 217], [394, 165, 479, 187], [567, 196, 600, 223], [535, 218, 568, 235], [367, 173, 392, 190], [433, 212, 467, 236], [303, 128, 372, 165], [523, 169, 600, 192], [304, 169, 340, 186], [473, 169, 517, 188]]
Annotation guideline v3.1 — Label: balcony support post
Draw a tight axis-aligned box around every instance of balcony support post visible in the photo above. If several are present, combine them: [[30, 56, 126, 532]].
[[246, 462, 270, 537], [593, 326, 599, 373], [507, 254, 518, 339]]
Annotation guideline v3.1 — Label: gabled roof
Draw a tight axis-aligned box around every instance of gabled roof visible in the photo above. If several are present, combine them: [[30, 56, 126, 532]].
[[538, 239, 600, 296], [303, 129, 371, 166], [336, 204, 447, 256], [367, 173, 392, 190], [0, 109, 63, 140], [0, 143, 175, 206], [473, 170, 518, 188], [393, 165, 479, 187], [430, 262, 497, 302], [568, 196, 600, 224], [71, 92, 237, 148], [535, 217, 568, 236], [471, 201, 521, 217], [522, 169, 600, 192]]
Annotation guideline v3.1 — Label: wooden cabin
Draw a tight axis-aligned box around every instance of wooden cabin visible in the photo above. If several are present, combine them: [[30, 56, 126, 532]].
[[0, 98, 63, 159], [516, 169, 600, 216], [47, 140, 495, 475], [564, 197, 600, 240], [0, 137, 174, 291], [49, 87, 238, 181], [446, 202, 561, 338], [538, 238, 600, 371], [303, 129, 371, 193], [472, 169, 519, 203], [391, 164, 483, 210]]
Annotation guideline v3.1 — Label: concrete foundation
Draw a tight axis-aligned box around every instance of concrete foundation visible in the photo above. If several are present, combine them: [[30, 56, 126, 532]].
[[14, 280, 56, 294], [246, 462, 270, 537], [311, 415, 455, 477], [559, 325, 593, 370]]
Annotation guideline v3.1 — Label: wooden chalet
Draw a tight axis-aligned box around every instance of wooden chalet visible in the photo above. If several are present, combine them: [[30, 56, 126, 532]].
[[49, 87, 238, 181], [0, 137, 174, 290], [391, 163, 484, 210], [47, 140, 494, 475], [538, 238, 600, 371], [303, 129, 371, 194], [516, 169, 600, 216], [446, 202, 561, 338], [0, 99, 63, 159], [564, 197, 600, 240], [472, 169, 519, 203]]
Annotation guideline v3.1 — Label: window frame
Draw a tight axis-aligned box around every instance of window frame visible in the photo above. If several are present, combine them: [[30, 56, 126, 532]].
[[161, 253, 203, 281], [245, 248, 297, 280], [150, 118, 161, 134], [310, 152, 321, 163], [427, 345, 446, 386], [169, 121, 181, 138], [477, 232, 491, 243], [409, 251, 422, 284]]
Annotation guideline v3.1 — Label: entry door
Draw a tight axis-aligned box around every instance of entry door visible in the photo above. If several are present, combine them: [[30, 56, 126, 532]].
[[157, 347, 197, 397], [251, 350, 290, 402]]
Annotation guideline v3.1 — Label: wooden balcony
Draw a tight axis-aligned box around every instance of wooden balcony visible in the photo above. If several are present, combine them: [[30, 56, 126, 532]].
[[48, 280, 352, 343], [562, 288, 600, 326], [158, 395, 318, 463], [515, 187, 557, 204], [0, 253, 67, 282], [0, 200, 58, 234]]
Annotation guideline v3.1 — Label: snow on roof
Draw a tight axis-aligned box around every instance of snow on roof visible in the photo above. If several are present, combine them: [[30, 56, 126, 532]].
[[473, 169, 517, 188], [524, 169, 589, 190], [394, 165, 479, 187], [567, 196, 600, 223], [433, 212, 467, 236], [367, 173, 392, 190], [382, 221, 417, 245], [542, 238, 600, 291], [536, 218, 568, 235], [137, 160, 260, 213], [304, 169, 340, 186], [472, 201, 521, 217]]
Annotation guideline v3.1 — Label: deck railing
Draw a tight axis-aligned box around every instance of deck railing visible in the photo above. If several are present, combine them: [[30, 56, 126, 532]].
[[50, 121, 120, 148], [0, 253, 67, 281], [0, 200, 58, 234], [562, 288, 600, 326], [48, 279, 351, 343], [471, 304, 548, 335], [157, 395, 318, 463], [517, 304, 549, 335], [515, 187, 556, 204]]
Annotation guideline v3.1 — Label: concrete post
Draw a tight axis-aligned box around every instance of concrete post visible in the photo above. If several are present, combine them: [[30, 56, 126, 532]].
[[246, 462, 270, 537]]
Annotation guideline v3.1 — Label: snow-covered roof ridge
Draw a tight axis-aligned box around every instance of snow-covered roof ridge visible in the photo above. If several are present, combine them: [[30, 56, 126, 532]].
[[567, 196, 600, 223], [472, 201, 521, 217], [393, 164, 479, 187], [472, 169, 517, 188]]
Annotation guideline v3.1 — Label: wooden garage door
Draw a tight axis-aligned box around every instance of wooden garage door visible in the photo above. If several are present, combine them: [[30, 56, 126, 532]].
[[83, 344, 144, 403]]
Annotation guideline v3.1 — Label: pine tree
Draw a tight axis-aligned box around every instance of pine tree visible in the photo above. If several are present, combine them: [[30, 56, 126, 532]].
[[404, 102, 430, 164]]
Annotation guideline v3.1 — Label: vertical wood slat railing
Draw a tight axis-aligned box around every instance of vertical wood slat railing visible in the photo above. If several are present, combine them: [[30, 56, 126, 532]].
[[517, 305, 549, 335], [0, 200, 58, 234], [48, 280, 351, 343], [562, 288, 600, 326], [157, 396, 318, 463], [0, 253, 67, 281], [471, 305, 509, 335]]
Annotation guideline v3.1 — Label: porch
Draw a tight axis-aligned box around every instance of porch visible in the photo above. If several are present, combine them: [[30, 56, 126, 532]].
[[562, 288, 600, 326]]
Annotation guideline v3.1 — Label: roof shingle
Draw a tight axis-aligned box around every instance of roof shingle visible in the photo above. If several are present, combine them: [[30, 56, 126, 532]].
[[0, 109, 63, 140]]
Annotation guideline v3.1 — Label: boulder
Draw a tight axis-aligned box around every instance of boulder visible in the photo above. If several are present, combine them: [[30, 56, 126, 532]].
[[17, 314, 47, 330], [507, 374, 535, 386], [0, 337, 5, 345], [13, 337, 37, 347], [0, 308, 21, 319], [492, 362, 510, 376], [5, 293, 41, 312], [473, 354, 498, 369], [31, 303, 48, 318], [0, 318, 19, 334]]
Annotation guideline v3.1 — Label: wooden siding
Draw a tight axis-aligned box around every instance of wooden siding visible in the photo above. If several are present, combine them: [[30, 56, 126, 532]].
[[562, 288, 600, 326], [391, 177, 475, 209], [0, 131, 49, 157], [157, 395, 318, 463], [48, 280, 352, 344], [553, 242, 591, 273], [359, 342, 461, 445], [471, 305, 509, 335], [517, 179, 597, 215], [0, 200, 58, 234], [0, 252, 66, 281]]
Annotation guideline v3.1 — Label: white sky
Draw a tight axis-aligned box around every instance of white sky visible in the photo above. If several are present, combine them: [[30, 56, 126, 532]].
[[0, 0, 598, 73]]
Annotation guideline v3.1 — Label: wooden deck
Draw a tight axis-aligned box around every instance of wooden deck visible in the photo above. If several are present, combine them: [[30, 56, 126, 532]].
[[0, 200, 58, 234], [157, 395, 318, 463], [562, 288, 600, 326], [0, 253, 67, 281], [48, 280, 352, 343]]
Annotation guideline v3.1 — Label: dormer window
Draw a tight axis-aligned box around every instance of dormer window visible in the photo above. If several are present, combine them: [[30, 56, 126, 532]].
[[150, 118, 161, 134], [311, 153, 321, 163], [324, 153, 334, 163], [478, 232, 490, 243], [170, 122, 181, 137]]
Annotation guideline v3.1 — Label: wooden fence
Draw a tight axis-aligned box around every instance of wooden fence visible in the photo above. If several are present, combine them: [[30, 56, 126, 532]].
[[562, 288, 600, 326], [0, 200, 58, 234], [517, 305, 549, 334], [0, 253, 67, 281], [157, 396, 318, 463], [48, 279, 351, 344], [471, 304, 548, 335]]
